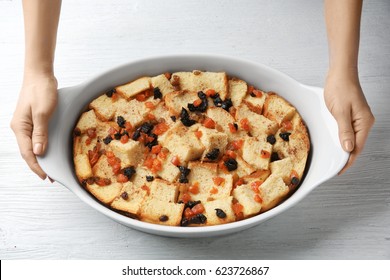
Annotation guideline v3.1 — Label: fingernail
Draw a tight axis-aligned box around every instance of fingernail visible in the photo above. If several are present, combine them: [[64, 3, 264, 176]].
[[344, 140, 353, 152], [33, 143, 43, 155], [48, 177, 54, 183]]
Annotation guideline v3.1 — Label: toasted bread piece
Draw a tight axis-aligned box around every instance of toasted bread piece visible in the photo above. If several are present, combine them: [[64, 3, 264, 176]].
[[269, 157, 293, 185], [89, 94, 116, 121], [242, 137, 273, 170], [110, 182, 148, 216], [109, 139, 145, 168], [263, 93, 296, 125], [242, 169, 271, 184], [157, 153, 181, 183], [114, 98, 156, 127], [232, 183, 262, 217], [74, 154, 93, 180], [206, 107, 247, 141], [131, 166, 154, 189], [149, 103, 175, 127], [235, 104, 278, 138], [163, 124, 205, 164], [151, 74, 175, 96], [182, 162, 233, 202], [171, 71, 228, 100], [197, 126, 228, 161], [73, 135, 98, 157], [203, 196, 235, 225], [86, 182, 122, 204], [233, 155, 256, 178], [228, 78, 247, 107], [76, 110, 98, 133], [164, 90, 199, 116], [259, 175, 289, 212], [243, 90, 267, 114], [147, 178, 179, 203], [115, 77, 151, 99], [140, 199, 184, 226], [92, 155, 115, 180]]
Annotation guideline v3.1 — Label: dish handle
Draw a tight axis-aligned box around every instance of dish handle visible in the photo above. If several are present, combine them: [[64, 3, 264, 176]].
[[37, 85, 83, 189]]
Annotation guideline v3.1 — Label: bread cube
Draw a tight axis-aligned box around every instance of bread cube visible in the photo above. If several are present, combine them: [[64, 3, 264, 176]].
[[171, 71, 228, 100], [92, 155, 115, 180], [115, 77, 151, 99], [109, 139, 145, 168], [243, 90, 267, 114], [110, 182, 148, 216], [163, 125, 205, 164], [86, 182, 122, 204], [182, 162, 233, 202], [131, 166, 154, 189], [259, 175, 289, 212], [149, 103, 175, 127], [89, 94, 116, 121], [157, 154, 181, 183], [114, 98, 151, 127], [73, 135, 97, 157], [74, 154, 93, 180], [228, 78, 247, 107], [242, 137, 273, 170], [270, 157, 293, 184], [151, 74, 175, 96], [203, 196, 235, 225], [164, 90, 198, 116], [140, 199, 184, 226], [147, 179, 179, 203], [242, 169, 271, 185], [263, 93, 296, 125], [75, 110, 98, 133], [197, 126, 228, 161], [232, 183, 262, 217], [206, 107, 247, 141], [233, 155, 256, 178], [235, 104, 278, 137]]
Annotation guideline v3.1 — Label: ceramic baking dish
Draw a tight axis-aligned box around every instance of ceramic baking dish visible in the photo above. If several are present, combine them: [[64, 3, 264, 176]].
[[37, 54, 348, 237]]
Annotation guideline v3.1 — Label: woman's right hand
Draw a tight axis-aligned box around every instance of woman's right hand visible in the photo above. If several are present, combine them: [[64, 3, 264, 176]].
[[10, 72, 58, 179]]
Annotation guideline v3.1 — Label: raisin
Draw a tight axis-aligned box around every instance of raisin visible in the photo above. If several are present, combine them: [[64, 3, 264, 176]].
[[153, 87, 162, 99], [170, 116, 177, 122], [87, 177, 96, 185], [146, 175, 154, 182], [213, 94, 223, 107], [185, 200, 201, 209], [190, 214, 207, 224], [123, 166, 136, 179], [221, 98, 233, 111], [145, 137, 158, 150], [233, 123, 238, 130], [270, 152, 280, 162], [121, 192, 128, 200], [279, 132, 291, 141], [178, 166, 191, 183], [291, 177, 300, 186], [114, 132, 122, 140], [103, 135, 113, 145], [215, 208, 227, 218], [180, 108, 196, 127], [117, 116, 126, 128], [132, 128, 141, 140], [140, 122, 154, 134], [180, 217, 189, 227], [105, 88, 116, 97], [159, 215, 169, 222], [205, 148, 220, 161], [266, 135, 276, 145], [224, 158, 238, 171], [250, 92, 256, 97], [179, 177, 189, 183], [73, 128, 81, 136]]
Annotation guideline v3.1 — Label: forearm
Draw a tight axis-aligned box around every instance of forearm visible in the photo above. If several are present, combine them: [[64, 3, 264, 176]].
[[324, 0, 363, 73], [22, 0, 62, 78]]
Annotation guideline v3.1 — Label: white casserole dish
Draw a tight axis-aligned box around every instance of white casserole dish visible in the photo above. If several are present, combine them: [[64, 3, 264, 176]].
[[37, 54, 348, 237]]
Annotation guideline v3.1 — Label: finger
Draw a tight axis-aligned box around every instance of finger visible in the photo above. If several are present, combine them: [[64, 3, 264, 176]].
[[13, 127, 47, 180], [32, 111, 49, 155], [334, 110, 355, 152]]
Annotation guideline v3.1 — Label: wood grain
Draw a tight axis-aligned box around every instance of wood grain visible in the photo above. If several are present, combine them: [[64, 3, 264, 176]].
[[0, 0, 389, 259]]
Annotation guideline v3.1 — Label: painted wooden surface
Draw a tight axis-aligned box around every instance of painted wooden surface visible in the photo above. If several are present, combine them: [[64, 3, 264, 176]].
[[0, 0, 389, 259]]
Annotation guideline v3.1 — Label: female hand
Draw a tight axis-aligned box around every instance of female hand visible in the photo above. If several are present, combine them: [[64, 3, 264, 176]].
[[324, 68, 375, 174], [10, 73, 58, 179]]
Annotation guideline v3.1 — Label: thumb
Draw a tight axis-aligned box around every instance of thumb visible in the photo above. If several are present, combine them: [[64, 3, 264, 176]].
[[32, 112, 49, 155], [334, 110, 355, 152]]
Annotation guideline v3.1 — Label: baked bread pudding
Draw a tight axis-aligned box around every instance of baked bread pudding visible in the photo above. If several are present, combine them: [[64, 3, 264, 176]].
[[73, 70, 310, 226]]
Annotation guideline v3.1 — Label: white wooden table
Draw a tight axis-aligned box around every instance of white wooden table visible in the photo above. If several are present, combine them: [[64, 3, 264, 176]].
[[0, 0, 389, 259]]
